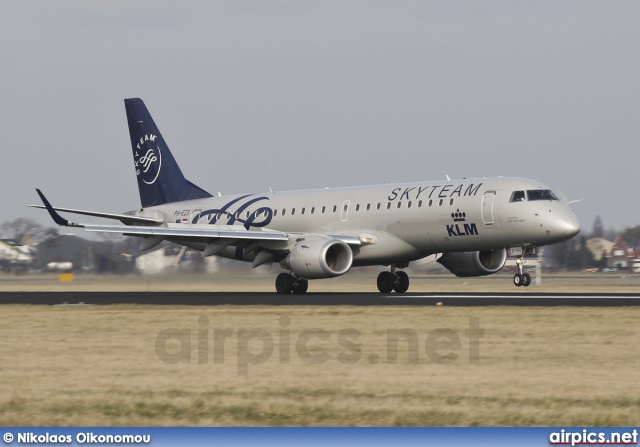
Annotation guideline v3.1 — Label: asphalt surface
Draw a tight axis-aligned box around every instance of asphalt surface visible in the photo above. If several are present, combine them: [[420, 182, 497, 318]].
[[2, 291, 640, 306]]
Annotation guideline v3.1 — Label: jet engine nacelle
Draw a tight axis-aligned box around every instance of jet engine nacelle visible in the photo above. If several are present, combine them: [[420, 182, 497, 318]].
[[285, 238, 353, 279], [437, 249, 507, 277]]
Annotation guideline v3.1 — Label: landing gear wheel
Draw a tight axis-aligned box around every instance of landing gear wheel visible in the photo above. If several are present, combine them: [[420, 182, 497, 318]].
[[292, 279, 309, 294], [377, 271, 395, 293], [513, 274, 523, 287], [275, 273, 294, 294], [394, 271, 410, 293], [513, 247, 535, 288]]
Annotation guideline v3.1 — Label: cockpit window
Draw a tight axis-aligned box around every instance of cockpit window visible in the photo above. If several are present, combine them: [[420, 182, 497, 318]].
[[510, 191, 526, 202], [527, 189, 560, 201]]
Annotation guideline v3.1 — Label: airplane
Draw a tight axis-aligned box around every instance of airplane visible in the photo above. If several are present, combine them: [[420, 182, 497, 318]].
[[32, 98, 580, 294]]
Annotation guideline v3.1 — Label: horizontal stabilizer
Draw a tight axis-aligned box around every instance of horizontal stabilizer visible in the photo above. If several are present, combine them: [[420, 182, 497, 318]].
[[28, 204, 164, 226]]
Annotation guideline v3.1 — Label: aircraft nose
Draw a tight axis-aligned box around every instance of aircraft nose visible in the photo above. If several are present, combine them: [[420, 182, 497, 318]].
[[556, 211, 580, 238]]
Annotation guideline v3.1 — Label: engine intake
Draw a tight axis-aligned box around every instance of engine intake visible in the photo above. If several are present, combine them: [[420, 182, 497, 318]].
[[285, 238, 353, 279], [437, 249, 507, 277]]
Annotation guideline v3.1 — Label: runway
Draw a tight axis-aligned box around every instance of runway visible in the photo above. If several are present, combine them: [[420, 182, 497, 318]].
[[2, 291, 640, 306]]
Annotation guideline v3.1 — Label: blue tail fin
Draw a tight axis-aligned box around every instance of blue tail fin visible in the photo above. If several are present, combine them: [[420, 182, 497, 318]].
[[125, 98, 212, 208]]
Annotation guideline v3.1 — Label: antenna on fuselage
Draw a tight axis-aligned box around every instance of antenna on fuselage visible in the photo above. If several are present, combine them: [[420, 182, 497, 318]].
[[445, 175, 451, 181]]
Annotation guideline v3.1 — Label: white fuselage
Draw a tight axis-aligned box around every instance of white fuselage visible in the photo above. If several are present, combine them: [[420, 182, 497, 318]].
[[135, 176, 580, 266]]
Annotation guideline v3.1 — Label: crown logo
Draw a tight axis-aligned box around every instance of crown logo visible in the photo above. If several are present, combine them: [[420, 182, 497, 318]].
[[452, 209, 466, 222]]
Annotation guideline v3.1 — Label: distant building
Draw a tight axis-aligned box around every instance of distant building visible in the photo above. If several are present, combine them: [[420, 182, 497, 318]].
[[36, 234, 137, 273], [136, 244, 219, 275], [607, 234, 633, 269], [0, 239, 35, 273], [585, 234, 637, 270], [35, 234, 96, 271]]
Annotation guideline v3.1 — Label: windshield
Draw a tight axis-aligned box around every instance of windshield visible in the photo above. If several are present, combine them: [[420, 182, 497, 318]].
[[510, 191, 526, 202], [527, 189, 560, 201]]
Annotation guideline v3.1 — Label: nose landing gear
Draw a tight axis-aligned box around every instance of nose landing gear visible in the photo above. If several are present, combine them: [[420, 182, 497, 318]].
[[513, 249, 532, 287]]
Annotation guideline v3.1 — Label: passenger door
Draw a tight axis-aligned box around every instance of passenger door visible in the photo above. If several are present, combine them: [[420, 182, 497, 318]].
[[481, 192, 495, 225], [340, 200, 350, 222]]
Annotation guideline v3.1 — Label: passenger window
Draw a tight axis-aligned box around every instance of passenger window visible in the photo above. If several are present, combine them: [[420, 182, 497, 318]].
[[438, 199, 443, 206], [333, 205, 337, 213], [377, 203, 381, 210], [311, 207, 315, 214], [397, 202, 402, 209], [322, 206, 326, 213], [408, 201, 412, 208], [301, 207, 305, 215], [292, 208, 296, 215], [387, 203, 391, 210], [356, 204, 360, 211], [418, 200, 422, 207], [510, 191, 526, 202], [282, 209, 286, 216], [429, 200, 433, 207], [449, 198, 454, 206], [274, 209, 278, 217], [366, 204, 371, 211]]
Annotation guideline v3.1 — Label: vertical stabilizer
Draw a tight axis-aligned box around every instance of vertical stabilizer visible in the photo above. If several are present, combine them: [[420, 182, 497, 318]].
[[125, 98, 212, 207]]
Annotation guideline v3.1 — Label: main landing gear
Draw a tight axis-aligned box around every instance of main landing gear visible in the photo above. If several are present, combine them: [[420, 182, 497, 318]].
[[513, 251, 532, 287], [377, 264, 410, 293], [275, 273, 308, 295], [275, 264, 412, 294]]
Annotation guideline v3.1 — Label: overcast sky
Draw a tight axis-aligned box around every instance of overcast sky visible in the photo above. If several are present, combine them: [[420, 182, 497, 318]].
[[2, 1, 639, 235]]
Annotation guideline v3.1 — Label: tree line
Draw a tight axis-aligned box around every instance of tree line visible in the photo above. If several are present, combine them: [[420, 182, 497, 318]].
[[3, 217, 640, 272], [545, 226, 640, 270]]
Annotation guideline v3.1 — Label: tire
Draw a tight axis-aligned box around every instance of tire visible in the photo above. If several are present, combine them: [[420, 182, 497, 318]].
[[275, 273, 294, 294], [394, 271, 410, 293], [292, 279, 309, 294], [513, 274, 523, 287], [377, 271, 395, 293], [522, 273, 532, 287]]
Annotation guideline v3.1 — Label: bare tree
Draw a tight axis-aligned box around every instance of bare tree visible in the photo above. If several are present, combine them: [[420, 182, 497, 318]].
[[0, 218, 54, 244], [546, 236, 596, 270], [623, 226, 640, 253]]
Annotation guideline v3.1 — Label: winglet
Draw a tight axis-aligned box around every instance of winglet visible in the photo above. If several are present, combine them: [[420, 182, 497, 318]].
[[36, 189, 74, 226]]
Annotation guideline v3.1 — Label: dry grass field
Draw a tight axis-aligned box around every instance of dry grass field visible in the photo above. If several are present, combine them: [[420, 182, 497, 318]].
[[1, 286, 640, 426]]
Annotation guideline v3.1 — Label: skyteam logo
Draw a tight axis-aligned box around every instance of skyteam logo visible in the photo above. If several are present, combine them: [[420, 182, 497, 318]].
[[447, 209, 479, 237], [198, 194, 274, 230], [134, 134, 162, 185]]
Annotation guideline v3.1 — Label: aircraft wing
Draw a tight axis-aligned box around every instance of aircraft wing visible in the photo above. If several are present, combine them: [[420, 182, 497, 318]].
[[34, 188, 289, 239], [27, 204, 164, 226], [33, 190, 363, 257], [30, 189, 164, 226], [81, 225, 362, 245], [82, 223, 289, 241]]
